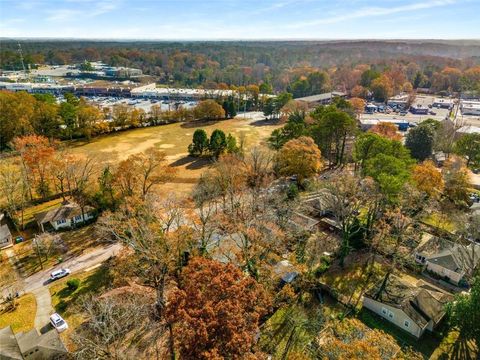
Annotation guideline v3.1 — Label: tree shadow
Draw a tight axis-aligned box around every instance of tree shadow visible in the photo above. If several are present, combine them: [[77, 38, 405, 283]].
[[249, 118, 281, 127], [180, 120, 223, 129], [52, 264, 112, 314], [448, 337, 478, 360], [169, 156, 211, 170]]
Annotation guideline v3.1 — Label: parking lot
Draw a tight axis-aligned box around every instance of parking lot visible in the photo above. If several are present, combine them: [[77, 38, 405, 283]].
[[90, 96, 198, 112], [360, 95, 480, 127]]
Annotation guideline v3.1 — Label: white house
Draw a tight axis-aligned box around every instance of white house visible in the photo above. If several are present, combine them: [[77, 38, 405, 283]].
[[414, 233, 480, 285], [35, 203, 96, 232], [363, 276, 453, 338]]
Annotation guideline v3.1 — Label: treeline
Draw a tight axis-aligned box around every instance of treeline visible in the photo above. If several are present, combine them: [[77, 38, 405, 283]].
[[1, 40, 479, 94], [269, 97, 479, 204], [0, 91, 254, 151], [0, 134, 176, 228]]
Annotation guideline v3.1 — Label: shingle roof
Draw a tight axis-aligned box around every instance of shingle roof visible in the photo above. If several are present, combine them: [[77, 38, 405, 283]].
[[416, 234, 480, 274], [16, 329, 67, 355], [35, 203, 95, 225], [0, 326, 23, 360], [0, 224, 12, 240], [365, 275, 453, 328]]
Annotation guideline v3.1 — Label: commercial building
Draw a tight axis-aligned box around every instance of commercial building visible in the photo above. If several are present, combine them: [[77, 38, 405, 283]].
[[461, 100, 480, 116], [359, 119, 409, 131], [295, 91, 347, 106], [387, 94, 409, 110], [130, 83, 236, 100], [433, 98, 454, 109]]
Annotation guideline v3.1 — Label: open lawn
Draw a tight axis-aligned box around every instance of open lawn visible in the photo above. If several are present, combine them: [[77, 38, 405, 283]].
[[320, 254, 386, 308], [68, 113, 281, 195], [0, 293, 36, 333], [421, 212, 458, 233], [49, 264, 112, 349]]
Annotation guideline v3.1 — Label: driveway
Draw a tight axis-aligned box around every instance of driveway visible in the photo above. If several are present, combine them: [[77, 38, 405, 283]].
[[24, 243, 122, 293], [23, 243, 122, 332]]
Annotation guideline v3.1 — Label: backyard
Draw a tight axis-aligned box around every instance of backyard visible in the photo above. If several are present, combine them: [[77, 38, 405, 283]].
[[0, 293, 36, 333], [320, 253, 387, 308]]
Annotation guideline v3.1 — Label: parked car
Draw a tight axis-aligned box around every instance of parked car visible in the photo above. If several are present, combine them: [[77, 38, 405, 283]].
[[50, 268, 71, 281], [14, 236, 24, 244], [50, 313, 68, 332], [399, 111, 407, 116], [429, 111, 437, 115]]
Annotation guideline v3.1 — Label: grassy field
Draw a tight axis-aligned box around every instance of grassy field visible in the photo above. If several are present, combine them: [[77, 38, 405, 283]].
[[68, 114, 281, 195], [0, 293, 36, 333]]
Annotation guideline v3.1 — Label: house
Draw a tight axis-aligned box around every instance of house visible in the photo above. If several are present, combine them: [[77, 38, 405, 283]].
[[0, 224, 13, 249], [0, 326, 67, 360], [273, 260, 299, 284], [35, 202, 95, 232], [363, 276, 453, 338], [288, 212, 320, 232], [295, 91, 347, 106], [414, 233, 480, 285]]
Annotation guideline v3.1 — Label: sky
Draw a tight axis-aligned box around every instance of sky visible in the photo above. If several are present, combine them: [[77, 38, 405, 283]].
[[0, 0, 479, 40]]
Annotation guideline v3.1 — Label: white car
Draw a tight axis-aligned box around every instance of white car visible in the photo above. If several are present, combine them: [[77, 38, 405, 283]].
[[50, 268, 71, 281], [50, 313, 68, 332]]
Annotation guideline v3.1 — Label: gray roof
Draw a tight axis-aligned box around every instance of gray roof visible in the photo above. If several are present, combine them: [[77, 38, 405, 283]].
[[365, 276, 453, 328], [35, 202, 95, 225], [0, 224, 12, 240], [416, 234, 480, 274], [16, 328, 67, 355], [295, 91, 346, 103], [0, 326, 23, 360], [273, 260, 299, 283]]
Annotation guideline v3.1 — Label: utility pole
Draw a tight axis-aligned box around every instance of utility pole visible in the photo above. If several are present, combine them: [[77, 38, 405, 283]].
[[33, 235, 44, 270], [17, 43, 27, 80]]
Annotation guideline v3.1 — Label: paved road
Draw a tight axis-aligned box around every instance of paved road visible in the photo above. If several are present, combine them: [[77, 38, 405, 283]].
[[23, 243, 122, 293]]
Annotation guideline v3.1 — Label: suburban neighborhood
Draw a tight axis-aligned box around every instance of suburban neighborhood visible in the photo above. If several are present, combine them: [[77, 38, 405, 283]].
[[1, 2, 480, 359]]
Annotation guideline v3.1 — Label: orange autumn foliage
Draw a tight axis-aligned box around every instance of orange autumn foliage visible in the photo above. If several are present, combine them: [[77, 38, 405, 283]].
[[369, 122, 402, 141], [412, 160, 444, 198], [166, 257, 271, 359]]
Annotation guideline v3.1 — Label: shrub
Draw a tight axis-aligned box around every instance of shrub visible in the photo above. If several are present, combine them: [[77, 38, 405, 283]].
[[66, 278, 80, 291]]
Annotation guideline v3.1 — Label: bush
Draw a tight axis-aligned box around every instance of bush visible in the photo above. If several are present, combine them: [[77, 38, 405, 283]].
[[56, 300, 68, 313], [66, 278, 80, 291]]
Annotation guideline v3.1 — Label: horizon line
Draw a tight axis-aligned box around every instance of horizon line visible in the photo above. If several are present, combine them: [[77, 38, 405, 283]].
[[1, 37, 480, 42]]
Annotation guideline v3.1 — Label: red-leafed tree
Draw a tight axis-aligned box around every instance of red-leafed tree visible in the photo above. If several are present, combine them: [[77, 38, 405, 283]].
[[166, 257, 271, 359]]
